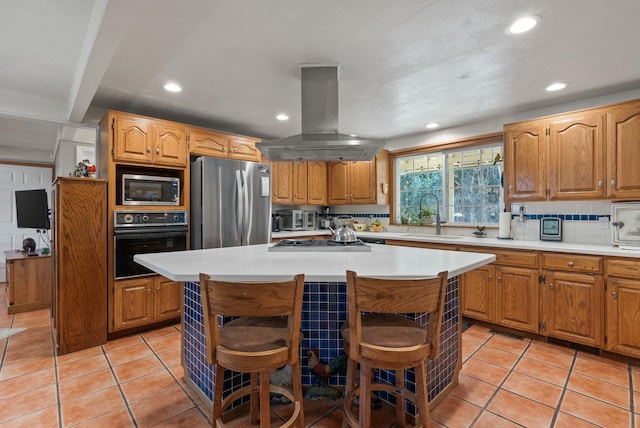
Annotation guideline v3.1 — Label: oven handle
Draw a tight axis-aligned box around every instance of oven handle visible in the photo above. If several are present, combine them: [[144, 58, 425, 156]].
[[114, 229, 188, 238]]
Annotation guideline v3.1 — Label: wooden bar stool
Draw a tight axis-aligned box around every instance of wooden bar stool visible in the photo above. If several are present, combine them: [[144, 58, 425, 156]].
[[341, 270, 448, 428], [199, 273, 305, 428]]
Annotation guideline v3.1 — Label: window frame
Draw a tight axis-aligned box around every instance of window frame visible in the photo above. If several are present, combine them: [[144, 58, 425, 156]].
[[388, 132, 503, 227]]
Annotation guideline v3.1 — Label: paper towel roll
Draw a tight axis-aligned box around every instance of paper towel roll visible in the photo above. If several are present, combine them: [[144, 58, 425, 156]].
[[498, 211, 511, 238]]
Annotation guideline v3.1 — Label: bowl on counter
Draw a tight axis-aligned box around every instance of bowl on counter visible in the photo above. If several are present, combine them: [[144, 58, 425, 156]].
[[353, 223, 367, 232], [369, 225, 384, 232]]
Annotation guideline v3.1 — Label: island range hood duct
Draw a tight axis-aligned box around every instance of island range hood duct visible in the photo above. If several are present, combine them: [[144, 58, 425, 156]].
[[257, 65, 385, 162]]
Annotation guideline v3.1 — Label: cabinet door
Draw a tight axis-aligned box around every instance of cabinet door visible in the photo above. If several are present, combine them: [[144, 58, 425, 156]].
[[461, 265, 495, 322], [228, 136, 261, 161], [327, 161, 350, 205], [349, 160, 376, 204], [113, 277, 154, 330], [272, 162, 294, 204], [113, 115, 153, 163], [548, 111, 605, 200], [189, 128, 228, 158], [152, 124, 187, 167], [154, 277, 182, 322], [606, 277, 640, 358], [495, 266, 539, 333], [545, 271, 603, 347], [292, 162, 308, 204], [606, 100, 640, 198], [307, 162, 327, 205], [503, 121, 547, 201]]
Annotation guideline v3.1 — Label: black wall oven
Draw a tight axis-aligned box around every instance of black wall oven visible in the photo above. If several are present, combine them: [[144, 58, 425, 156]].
[[114, 210, 188, 279]]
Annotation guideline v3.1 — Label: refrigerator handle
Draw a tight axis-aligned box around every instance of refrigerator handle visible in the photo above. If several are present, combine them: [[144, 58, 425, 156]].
[[235, 170, 243, 240], [242, 170, 251, 244]]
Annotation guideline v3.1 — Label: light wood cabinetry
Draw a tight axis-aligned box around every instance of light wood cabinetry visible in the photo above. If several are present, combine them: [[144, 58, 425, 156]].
[[494, 266, 539, 333], [113, 276, 182, 331], [542, 253, 603, 347], [606, 100, 640, 198], [52, 178, 107, 355], [189, 126, 261, 162], [271, 161, 327, 205], [328, 160, 376, 204], [461, 264, 495, 323], [504, 111, 605, 201], [4, 250, 52, 314], [111, 112, 188, 168], [604, 258, 640, 358]]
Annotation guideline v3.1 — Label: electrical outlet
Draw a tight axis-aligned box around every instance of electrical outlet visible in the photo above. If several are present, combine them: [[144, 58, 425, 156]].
[[511, 204, 521, 215], [599, 216, 609, 230]]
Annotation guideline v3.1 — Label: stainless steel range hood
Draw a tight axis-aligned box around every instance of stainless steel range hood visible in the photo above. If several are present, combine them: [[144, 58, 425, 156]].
[[257, 66, 384, 162]]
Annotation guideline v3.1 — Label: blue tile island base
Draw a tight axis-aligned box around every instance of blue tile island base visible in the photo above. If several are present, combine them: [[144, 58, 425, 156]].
[[182, 276, 461, 416]]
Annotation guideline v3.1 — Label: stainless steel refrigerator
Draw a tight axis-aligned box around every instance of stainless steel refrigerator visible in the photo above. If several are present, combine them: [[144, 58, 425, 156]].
[[191, 157, 271, 249]]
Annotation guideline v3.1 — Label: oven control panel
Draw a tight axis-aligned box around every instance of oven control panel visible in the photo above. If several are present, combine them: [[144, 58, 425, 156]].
[[114, 210, 188, 227]]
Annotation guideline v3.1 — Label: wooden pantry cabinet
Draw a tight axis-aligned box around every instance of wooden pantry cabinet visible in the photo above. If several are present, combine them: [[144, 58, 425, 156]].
[[52, 178, 107, 355], [110, 111, 188, 168], [188, 126, 261, 162], [604, 257, 640, 358], [113, 276, 182, 331], [542, 253, 603, 347]]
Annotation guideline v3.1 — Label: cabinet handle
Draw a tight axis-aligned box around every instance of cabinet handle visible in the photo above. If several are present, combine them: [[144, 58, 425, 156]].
[[156, 287, 160, 291], [146, 147, 151, 153], [146, 288, 151, 293], [488, 275, 493, 280], [567, 261, 574, 267], [612, 291, 618, 299], [156, 148, 160, 154], [611, 179, 616, 185], [497, 276, 502, 281], [597, 180, 603, 187], [549, 283, 554, 290], [508, 185, 512, 190], [231, 148, 235, 152]]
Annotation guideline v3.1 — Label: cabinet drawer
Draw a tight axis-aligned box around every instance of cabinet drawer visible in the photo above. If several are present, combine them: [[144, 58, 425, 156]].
[[543, 253, 603, 273], [459, 247, 538, 267], [606, 258, 640, 279]]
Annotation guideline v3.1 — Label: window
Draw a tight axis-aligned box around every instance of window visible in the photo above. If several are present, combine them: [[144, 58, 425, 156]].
[[395, 143, 503, 225]]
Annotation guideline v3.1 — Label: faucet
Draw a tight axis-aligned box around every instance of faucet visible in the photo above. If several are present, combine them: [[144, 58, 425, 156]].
[[418, 193, 446, 235]]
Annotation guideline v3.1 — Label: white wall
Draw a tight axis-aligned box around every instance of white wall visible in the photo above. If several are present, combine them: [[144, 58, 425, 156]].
[[55, 140, 96, 178]]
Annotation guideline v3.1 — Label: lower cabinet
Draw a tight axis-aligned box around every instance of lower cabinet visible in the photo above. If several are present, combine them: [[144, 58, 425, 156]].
[[113, 275, 182, 331], [495, 266, 540, 333], [461, 265, 495, 323], [605, 258, 640, 358]]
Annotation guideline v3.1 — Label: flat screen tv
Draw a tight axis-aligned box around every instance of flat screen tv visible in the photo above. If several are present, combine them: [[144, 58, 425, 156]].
[[15, 189, 50, 230]]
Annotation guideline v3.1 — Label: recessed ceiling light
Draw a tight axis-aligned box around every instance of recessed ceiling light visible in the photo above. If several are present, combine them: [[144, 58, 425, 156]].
[[163, 82, 182, 93], [546, 82, 568, 92], [276, 114, 289, 121], [425, 122, 440, 129], [506, 15, 540, 34]]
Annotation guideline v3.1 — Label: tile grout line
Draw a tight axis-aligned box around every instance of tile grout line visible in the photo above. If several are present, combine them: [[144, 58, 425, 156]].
[[548, 347, 578, 427], [51, 318, 63, 428], [138, 328, 212, 424], [101, 343, 140, 427], [629, 364, 635, 428]]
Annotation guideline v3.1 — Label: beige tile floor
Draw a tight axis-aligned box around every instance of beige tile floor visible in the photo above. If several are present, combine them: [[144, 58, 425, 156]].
[[1, 285, 637, 427]]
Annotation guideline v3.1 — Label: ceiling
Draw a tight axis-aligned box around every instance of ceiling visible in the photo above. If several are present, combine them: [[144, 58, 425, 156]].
[[2, 0, 640, 163]]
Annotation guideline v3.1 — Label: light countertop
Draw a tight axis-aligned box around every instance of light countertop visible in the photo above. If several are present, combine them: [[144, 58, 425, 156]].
[[134, 243, 495, 283], [272, 230, 640, 258]]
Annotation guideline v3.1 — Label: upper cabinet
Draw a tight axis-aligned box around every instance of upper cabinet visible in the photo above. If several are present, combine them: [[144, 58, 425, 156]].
[[504, 99, 640, 202], [270, 161, 327, 205], [112, 112, 188, 168], [327, 150, 388, 205], [189, 126, 261, 162], [606, 100, 640, 199]]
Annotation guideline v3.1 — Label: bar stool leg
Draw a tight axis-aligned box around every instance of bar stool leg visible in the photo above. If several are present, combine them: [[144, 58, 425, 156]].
[[359, 363, 372, 428], [214, 364, 225, 426], [395, 369, 407, 426], [414, 362, 431, 428], [250, 372, 260, 424], [341, 358, 357, 428], [259, 371, 271, 428], [291, 361, 305, 428]]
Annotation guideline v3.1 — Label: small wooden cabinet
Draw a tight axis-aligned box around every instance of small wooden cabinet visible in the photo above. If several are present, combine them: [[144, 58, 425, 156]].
[[495, 265, 539, 333], [271, 161, 328, 205], [605, 258, 640, 358], [542, 253, 603, 347], [112, 112, 188, 167], [52, 177, 107, 355], [503, 120, 547, 201], [188, 126, 261, 162], [113, 275, 181, 331], [461, 264, 495, 323], [606, 100, 640, 198], [327, 160, 376, 204], [4, 250, 52, 314], [271, 161, 294, 204]]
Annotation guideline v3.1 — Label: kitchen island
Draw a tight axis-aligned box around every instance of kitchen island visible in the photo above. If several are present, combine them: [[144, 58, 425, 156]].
[[135, 243, 495, 411]]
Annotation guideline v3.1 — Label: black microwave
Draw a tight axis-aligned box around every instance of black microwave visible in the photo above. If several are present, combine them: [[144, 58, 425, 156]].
[[122, 174, 180, 206]]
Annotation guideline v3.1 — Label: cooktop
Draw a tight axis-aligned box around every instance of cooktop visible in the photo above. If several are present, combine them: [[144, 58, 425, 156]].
[[268, 239, 372, 252]]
